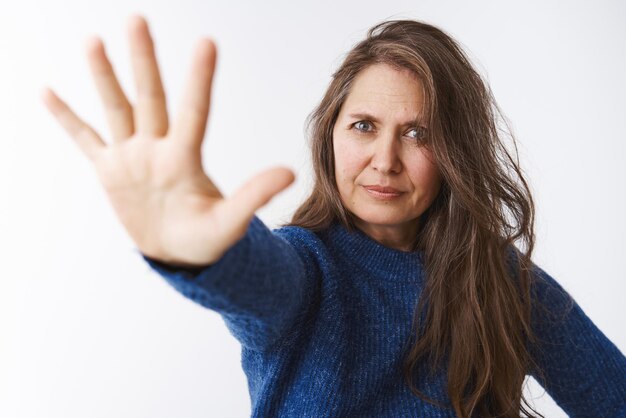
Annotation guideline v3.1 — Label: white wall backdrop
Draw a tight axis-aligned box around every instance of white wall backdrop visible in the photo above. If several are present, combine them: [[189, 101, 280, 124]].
[[1, 0, 624, 417]]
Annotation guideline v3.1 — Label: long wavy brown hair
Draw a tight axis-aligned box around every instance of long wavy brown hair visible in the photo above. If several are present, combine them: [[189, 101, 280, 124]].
[[280, 19, 555, 417]]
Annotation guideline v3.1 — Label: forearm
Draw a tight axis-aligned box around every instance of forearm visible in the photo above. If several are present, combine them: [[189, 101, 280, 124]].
[[139, 215, 318, 352]]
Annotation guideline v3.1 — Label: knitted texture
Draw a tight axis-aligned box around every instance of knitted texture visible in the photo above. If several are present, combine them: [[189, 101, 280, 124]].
[[140, 216, 626, 417]]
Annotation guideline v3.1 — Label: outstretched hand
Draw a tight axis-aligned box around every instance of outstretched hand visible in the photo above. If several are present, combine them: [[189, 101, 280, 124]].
[[42, 15, 295, 267]]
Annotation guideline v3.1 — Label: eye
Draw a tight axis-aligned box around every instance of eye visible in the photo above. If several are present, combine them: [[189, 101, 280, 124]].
[[407, 126, 428, 141], [351, 121, 428, 142], [352, 120, 374, 133]]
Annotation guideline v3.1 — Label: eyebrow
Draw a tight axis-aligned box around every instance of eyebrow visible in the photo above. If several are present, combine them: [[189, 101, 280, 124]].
[[347, 112, 427, 127]]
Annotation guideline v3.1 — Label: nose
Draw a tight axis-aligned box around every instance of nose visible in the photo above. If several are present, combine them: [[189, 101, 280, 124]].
[[371, 132, 402, 174]]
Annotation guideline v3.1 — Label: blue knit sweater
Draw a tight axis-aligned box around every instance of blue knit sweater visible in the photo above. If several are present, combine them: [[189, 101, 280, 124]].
[[140, 215, 626, 417]]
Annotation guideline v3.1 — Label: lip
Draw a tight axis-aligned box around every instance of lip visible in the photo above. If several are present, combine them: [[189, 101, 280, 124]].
[[363, 185, 403, 193], [363, 185, 404, 200]]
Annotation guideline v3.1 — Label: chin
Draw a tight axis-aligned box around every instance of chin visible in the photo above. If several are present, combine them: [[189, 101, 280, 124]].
[[352, 210, 410, 227]]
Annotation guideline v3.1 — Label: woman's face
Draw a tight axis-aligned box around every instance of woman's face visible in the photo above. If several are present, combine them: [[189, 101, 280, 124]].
[[332, 63, 442, 251]]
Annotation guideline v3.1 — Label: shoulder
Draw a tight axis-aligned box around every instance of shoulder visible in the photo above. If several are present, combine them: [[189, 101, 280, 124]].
[[270, 223, 330, 270], [273, 223, 323, 244], [504, 244, 576, 322]]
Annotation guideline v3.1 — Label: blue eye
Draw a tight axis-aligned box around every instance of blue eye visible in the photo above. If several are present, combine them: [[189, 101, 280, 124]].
[[353, 121, 373, 133], [352, 121, 427, 141], [407, 126, 428, 140]]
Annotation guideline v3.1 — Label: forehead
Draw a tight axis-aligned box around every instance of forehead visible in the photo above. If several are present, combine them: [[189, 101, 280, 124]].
[[342, 63, 425, 116]]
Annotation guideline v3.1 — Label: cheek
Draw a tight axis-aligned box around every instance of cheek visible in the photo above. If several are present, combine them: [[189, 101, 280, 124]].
[[333, 139, 363, 183], [408, 152, 442, 193]]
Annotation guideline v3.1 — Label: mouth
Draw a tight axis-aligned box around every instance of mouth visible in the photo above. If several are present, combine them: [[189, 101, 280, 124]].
[[363, 185, 403, 193], [362, 186, 404, 200]]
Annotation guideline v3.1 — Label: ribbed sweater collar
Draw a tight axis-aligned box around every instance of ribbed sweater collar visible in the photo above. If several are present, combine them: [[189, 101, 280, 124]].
[[324, 221, 425, 283]]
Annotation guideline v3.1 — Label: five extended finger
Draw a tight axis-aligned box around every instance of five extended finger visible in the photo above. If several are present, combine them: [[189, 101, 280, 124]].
[[41, 88, 105, 162], [85, 36, 134, 141], [128, 15, 168, 137], [171, 38, 216, 149]]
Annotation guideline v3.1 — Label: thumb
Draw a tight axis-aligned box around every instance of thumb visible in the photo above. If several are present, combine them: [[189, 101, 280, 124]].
[[225, 166, 296, 226]]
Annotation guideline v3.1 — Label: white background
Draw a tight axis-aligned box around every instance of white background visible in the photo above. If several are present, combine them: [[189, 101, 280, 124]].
[[1, 0, 624, 417]]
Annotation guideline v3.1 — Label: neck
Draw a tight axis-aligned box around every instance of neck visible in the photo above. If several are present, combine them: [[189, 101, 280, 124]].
[[353, 218, 420, 253]]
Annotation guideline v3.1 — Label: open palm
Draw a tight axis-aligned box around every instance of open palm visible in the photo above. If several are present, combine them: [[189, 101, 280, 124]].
[[42, 15, 295, 267]]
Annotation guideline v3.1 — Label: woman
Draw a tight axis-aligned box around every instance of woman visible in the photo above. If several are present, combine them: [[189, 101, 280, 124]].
[[42, 15, 625, 418]]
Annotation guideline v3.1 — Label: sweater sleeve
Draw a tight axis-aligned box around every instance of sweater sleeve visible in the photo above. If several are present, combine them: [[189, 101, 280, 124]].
[[137, 215, 319, 353], [527, 264, 626, 417]]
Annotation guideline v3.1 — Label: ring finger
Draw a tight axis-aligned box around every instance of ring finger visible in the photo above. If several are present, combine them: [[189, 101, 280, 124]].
[[85, 36, 134, 142]]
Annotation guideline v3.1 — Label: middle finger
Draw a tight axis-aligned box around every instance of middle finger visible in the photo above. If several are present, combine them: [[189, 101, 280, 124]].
[[128, 15, 169, 137]]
